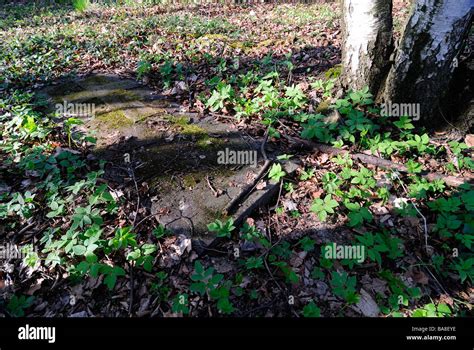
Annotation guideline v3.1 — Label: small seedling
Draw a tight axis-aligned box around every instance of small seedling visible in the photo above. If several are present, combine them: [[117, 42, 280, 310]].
[[311, 194, 338, 221], [268, 163, 286, 182], [330, 271, 360, 304], [7, 295, 34, 317], [152, 224, 171, 239], [303, 301, 321, 317], [207, 218, 235, 238]]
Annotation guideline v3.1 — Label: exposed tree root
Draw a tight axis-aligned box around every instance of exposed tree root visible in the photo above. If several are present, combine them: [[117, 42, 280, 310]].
[[284, 135, 473, 188]]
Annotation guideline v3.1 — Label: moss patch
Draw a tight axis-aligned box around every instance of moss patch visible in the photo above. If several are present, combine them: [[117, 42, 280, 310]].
[[166, 115, 208, 137], [96, 109, 133, 129], [181, 124, 207, 136], [196, 135, 224, 149], [316, 99, 331, 113], [324, 64, 342, 79], [182, 174, 197, 189], [198, 33, 230, 42], [172, 116, 189, 125]]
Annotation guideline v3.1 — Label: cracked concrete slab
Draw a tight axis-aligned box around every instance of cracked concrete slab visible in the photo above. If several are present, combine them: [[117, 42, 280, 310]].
[[36, 74, 299, 242]]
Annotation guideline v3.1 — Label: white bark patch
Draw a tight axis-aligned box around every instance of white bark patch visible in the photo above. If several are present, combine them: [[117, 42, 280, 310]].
[[428, 0, 472, 62], [384, 0, 473, 121], [396, 0, 472, 76], [343, 0, 379, 74]]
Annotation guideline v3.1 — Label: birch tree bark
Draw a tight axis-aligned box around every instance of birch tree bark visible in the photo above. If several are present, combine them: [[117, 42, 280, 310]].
[[383, 0, 473, 122], [341, 0, 393, 96]]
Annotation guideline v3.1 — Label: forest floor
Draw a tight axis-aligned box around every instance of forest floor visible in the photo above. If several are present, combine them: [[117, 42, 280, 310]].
[[0, 1, 473, 318]]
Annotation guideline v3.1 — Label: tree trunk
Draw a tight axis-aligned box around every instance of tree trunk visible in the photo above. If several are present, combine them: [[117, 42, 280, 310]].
[[383, 0, 473, 123], [341, 0, 393, 96]]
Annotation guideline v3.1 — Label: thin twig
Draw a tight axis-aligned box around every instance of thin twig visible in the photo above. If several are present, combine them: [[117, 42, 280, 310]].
[[224, 126, 272, 215], [263, 217, 285, 293], [416, 256, 449, 296], [134, 213, 156, 230], [395, 174, 429, 254], [16, 222, 35, 236], [205, 175, 221, 197], [269, 180, 284, 212], [263, 255, 285, 293]]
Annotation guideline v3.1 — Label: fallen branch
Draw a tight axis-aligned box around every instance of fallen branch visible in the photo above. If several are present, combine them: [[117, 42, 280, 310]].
[[223, 127, 272, 216], [284, 135, 473, 188], [205, 175, 222, 197]]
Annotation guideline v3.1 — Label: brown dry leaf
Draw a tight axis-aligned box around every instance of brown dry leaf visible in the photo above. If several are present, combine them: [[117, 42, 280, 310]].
[[319, 153, 329, 164], [245, 171, 257, 184], [371, 278, 389, 296], [428, 158, 439, 169], [405, 217, 420, 227], [465, 134, 474, 147], [354, 289, 380, 317], [290, 251, 307, 268], [212, 258, 234, 274], [311, 188, 324, 199], [195, 99, 205, 114], [412, 270, 429, 285], [282, 199, 298, 211], [371, 203, 389, 215], [439, 294, 454, 306], [297, 82, 309, 91]]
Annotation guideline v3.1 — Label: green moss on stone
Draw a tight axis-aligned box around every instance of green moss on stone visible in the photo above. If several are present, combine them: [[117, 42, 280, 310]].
[[96, 110, 133, 128], [196, 135, 224, 149], [165, 115, 208, 137], [182, 174, 197, 188], [324, 64, 342, 79]]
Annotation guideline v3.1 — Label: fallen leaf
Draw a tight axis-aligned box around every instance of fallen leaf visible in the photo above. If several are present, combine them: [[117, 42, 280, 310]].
[[465, 134, 474, 147], [354, 289, 380, 317]]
